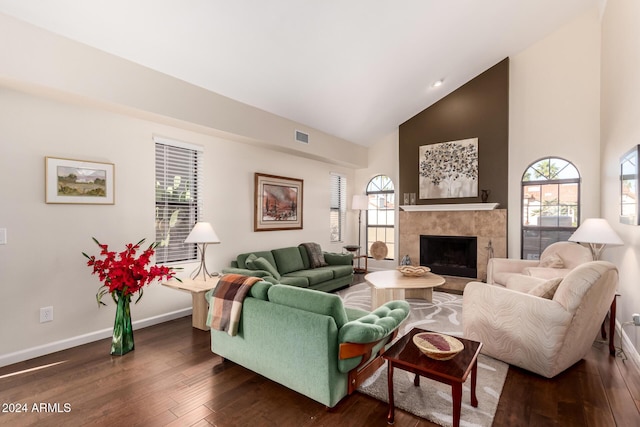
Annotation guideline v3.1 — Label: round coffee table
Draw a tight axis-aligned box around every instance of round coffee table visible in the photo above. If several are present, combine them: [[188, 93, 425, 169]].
[[365, 270, 445, 309]]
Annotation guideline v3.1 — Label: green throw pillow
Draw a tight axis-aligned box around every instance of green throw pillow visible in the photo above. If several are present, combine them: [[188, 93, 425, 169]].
[[244, 253, 258, 270], [253, 257, 281, 280]]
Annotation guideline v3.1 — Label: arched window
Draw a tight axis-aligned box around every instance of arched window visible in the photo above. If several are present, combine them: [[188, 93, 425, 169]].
[[366, 175, 395, 260], [521, 157, 580, 260]]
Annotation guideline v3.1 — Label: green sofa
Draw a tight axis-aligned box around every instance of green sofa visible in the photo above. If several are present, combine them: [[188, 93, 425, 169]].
[[222, 245, 354, 292], [205, 281, 410, 408]]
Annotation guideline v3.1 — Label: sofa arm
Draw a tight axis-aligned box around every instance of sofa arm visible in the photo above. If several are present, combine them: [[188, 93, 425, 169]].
[[339, 300, 410, 344], [337, 300, 410, 372], [337, 300, 410, 392], [324, 252, 353, 266]]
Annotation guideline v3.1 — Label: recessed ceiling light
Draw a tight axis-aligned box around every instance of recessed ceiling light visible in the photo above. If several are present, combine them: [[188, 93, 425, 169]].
[[432, 79, 444, 88]]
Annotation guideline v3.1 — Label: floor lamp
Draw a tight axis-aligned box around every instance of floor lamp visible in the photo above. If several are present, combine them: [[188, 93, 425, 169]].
[[352, 195, 369, 271], [568, 218, 623, 260], [184, 222, 221, 280]]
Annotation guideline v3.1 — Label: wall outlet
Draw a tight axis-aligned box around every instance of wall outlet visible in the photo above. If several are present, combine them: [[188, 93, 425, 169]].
[[633, 313, 640, 326], [40, 306, 53, 323]]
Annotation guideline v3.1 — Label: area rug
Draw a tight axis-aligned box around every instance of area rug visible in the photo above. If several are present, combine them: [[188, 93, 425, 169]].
[[336, 282, 508, 427]]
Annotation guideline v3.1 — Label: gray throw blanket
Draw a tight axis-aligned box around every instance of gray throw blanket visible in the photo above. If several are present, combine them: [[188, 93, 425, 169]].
[[301, 242, 328, 268]]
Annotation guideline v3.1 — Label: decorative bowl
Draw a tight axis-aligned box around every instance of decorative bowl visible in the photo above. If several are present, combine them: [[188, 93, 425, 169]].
[[396, 265, 431, 277], [412, 332, 464, 360]]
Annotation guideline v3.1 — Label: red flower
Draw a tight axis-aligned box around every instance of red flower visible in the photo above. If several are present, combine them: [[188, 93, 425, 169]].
[[82, 237, 180, 306]]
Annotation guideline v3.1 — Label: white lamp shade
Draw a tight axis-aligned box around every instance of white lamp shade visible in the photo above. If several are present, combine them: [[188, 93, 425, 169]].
[[568, 218, 623, 246], [352, 195, 369, 211], [184, 222, 220, 244]]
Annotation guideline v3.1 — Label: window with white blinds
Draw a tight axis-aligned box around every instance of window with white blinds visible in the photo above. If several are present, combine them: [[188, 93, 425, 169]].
[[330, 173, 346, 242], [154, 136, 203, 264]]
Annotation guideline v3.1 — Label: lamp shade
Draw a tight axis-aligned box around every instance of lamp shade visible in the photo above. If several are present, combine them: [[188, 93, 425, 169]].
[[184, 222, 220, 244], [352, 194, 369, 211], [568, 218, 623, 245]]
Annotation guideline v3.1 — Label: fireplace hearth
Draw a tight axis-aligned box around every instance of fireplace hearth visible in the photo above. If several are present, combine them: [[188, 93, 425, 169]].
[[420, 235, 477, 278]]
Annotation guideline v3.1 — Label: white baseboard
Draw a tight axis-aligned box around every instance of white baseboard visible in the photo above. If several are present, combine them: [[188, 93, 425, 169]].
[[0, 308, 191, 368], [617, 319, 640, 372]]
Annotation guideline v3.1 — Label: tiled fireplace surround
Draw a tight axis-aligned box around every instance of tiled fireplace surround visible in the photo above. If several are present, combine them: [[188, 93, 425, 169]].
[[398, 208, 507, 282]]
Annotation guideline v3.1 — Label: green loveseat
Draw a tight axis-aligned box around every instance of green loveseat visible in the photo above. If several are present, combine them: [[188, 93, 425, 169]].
[[205, 281, 410, 408], [221, 245, 354, 292]]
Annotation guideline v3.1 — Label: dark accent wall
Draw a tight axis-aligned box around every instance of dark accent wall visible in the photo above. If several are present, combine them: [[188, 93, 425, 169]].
[[399, 58, 509, 208]]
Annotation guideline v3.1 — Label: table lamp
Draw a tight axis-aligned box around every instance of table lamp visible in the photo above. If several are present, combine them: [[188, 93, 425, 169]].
[[568, 218, 623, 260], [184, 222, 220, 280]]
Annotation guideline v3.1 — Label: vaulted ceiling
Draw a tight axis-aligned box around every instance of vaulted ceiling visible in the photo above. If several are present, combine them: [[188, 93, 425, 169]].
[[0, 0, 599, 146]]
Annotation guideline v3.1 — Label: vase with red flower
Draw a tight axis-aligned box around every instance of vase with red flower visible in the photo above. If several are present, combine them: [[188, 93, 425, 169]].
[[83, 238, 179, 356], [111, 290, 134, 355]]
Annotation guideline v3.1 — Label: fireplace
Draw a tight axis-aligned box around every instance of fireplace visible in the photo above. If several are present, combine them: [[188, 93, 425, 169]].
[[420, 235, 477, 278]]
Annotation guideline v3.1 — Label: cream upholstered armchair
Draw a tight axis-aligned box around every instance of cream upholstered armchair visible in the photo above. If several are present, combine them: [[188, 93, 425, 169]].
[[487, 241, 592, 286], [463, 261, 618, 378]]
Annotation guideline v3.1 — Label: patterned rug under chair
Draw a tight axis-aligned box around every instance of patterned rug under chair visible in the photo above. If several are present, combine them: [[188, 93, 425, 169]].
[[336, 282, 508, 427]]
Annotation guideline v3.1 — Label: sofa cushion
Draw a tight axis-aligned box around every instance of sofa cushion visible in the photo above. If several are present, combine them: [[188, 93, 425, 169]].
[[272, 247, 305, 274], [249, 280, 273, 301], [267, 284, 349, 328], [528, 277, 563, 299], [278, 276, 309, 288], [328, 265, 353, 279], [284, 268, 334, 285], [237, 251, 276, 269], [253, 257, 281, 280]]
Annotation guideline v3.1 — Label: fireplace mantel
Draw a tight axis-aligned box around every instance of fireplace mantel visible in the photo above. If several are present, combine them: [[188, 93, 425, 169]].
[[400, 203, 499, 212]]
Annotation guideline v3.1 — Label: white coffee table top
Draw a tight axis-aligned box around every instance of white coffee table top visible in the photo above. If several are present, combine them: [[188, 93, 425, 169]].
[[365, 270, 445, 290]]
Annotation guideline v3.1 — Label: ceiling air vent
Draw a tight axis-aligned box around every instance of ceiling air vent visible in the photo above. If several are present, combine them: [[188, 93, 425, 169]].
[[295, 130, 309, 144]]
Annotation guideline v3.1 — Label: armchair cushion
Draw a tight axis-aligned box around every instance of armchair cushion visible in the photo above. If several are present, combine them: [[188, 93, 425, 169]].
[[505, 274, 547, 293], [504, 274, 562, 298], [528, 277, 562, 299]]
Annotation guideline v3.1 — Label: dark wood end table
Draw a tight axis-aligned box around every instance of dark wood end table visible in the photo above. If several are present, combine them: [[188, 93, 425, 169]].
[[383, 328, 483, 426]]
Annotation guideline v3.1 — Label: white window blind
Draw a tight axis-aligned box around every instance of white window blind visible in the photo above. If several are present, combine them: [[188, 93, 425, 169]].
[[330, 173, 346, 242], [154, 137, 203, 263]]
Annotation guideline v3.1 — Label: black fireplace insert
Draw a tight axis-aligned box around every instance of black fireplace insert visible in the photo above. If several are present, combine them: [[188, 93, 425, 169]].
[[420, 235, 477, 278]]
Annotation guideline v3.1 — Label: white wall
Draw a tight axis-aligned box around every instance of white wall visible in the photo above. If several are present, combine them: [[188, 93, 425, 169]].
[[0, 14, 360, 366], [601, 0, 640, 358], [353, 130, 399, 269], [508, 7, 602, 258], [0, 87, 355, 366]]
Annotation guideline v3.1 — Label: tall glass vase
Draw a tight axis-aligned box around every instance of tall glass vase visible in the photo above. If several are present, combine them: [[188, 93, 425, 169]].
[[111, 291, 134, 356]]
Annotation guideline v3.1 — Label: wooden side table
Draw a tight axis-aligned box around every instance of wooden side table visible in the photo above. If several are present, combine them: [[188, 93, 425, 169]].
[[162, 277, 219, 330], [383, 328, 482, 426], [601, 293, 620, 355], [353, 254, 368, 274]]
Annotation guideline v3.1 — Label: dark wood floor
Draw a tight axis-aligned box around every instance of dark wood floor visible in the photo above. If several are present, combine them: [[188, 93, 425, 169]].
[[1, 316, 639, 426]]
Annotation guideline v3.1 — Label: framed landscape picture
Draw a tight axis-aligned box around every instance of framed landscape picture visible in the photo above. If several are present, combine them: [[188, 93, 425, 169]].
[[254, 173, 303, 231], [45, 157, 115, 204]]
